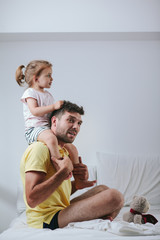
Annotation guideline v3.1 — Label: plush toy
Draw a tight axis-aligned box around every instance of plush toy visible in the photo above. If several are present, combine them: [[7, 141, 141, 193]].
[[123, 196, 158, 225]]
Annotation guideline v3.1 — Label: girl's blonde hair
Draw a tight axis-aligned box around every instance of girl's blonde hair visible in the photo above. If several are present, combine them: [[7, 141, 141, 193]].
[[15, 60, 52, 87]]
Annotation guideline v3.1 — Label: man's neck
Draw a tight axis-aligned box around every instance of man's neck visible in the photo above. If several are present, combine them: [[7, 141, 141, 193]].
[[58, 140, 65, 148]]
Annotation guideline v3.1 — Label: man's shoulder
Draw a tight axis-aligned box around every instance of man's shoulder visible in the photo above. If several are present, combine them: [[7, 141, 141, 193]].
[[21, 142, 50, 173], [29, 141, 48, 149], [27, 142, 49, 154]]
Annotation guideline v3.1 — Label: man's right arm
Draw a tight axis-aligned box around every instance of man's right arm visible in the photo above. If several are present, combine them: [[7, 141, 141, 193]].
[[25, 156, 73, 208]]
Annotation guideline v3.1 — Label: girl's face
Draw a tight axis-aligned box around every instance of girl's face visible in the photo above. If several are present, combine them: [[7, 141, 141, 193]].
[[36, 67, 53, 90]]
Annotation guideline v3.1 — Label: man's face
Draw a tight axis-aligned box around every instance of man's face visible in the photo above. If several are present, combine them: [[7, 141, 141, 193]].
[[53, 111, 83, 144]]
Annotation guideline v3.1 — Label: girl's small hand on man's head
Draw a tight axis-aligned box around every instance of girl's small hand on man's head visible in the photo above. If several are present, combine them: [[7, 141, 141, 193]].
[[54, 100, 64, 110]]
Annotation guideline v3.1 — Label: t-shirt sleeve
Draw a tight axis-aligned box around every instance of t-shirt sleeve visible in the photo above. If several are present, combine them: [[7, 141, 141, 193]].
[[25, 143, 50, 173], [21, 88, 37, 103]]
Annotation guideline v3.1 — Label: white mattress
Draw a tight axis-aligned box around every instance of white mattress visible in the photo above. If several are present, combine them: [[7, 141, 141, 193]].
[[1, 205, 160, 240]]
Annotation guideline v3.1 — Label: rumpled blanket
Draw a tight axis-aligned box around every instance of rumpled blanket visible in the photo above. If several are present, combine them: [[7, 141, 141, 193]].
[[67, 219, 160, 236]]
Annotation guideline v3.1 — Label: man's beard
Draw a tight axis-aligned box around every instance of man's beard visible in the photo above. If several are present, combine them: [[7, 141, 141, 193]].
[[56, 132, 74, 144]]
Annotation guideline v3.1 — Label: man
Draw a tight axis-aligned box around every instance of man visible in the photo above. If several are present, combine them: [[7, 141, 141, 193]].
[[20, 101, 124, 230]]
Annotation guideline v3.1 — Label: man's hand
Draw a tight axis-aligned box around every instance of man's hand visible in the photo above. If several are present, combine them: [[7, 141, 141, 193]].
[[73, 157, 96, 190], [52, 156, 73, 179], [73, 157, 89, 180]]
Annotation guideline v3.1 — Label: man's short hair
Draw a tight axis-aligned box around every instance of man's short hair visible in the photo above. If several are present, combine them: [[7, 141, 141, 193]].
[[50, 101, 84, 126]]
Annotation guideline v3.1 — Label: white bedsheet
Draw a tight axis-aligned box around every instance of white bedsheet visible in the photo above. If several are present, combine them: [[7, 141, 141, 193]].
[[68, 219, 160, 236], [1, 206, 160, 240]]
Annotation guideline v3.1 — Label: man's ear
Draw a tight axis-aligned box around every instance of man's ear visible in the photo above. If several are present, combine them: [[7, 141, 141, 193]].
[[51, 116, 57, 126]]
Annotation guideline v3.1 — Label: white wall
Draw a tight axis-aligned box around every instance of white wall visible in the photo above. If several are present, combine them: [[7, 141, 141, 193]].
[[0, 0, 160, 32], [0, 40, 160, 232], [0, 0, 160, 233]]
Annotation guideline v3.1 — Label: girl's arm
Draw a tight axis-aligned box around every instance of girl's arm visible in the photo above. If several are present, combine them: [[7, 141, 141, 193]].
[[26, 98, 63, 117]]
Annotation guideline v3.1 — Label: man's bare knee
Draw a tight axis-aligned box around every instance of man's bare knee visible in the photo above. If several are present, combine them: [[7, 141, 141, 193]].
[[102, 188, 124, 209], [107, 189, 124, 208]]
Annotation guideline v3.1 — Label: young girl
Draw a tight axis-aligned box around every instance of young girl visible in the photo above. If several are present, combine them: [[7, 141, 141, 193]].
[[15, 60, 78, 176]]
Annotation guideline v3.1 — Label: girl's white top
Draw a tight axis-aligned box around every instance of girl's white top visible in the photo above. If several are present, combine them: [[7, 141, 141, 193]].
[[21, 88, 55, 130]]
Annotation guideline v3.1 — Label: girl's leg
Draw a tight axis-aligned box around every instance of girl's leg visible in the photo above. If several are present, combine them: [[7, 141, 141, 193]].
[[38, 130, 72, 179], [37, 129, 61, 159], [64, 144, 79, 164]]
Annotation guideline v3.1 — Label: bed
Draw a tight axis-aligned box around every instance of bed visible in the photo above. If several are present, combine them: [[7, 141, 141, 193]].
[[1, 152, 160, 240]]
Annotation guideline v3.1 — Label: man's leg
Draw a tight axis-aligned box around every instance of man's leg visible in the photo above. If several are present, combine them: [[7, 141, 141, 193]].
[[58, 185, 124, 228], [70, 185, 109, 203]]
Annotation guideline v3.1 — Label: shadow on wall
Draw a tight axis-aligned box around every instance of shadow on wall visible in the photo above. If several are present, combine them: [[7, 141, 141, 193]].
[[0, 184, 17, 208]]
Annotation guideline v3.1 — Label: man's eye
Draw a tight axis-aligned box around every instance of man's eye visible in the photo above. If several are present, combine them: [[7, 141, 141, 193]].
[[69, 119, 74, 123]]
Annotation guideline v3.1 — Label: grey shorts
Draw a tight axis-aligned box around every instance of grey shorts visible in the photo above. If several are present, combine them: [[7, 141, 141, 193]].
[[25, 126, 50, 144]]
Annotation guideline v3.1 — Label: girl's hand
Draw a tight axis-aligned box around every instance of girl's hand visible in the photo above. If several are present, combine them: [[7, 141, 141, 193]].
[[53, 100, 64, 110]]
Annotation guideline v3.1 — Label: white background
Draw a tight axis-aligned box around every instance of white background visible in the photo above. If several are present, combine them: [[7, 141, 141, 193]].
[[0, 0, 160, 233]]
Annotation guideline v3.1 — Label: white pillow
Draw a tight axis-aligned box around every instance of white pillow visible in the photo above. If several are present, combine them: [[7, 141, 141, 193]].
[[96, 152, 160, 206]]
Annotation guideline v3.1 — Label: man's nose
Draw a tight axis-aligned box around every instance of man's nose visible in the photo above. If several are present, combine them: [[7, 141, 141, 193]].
[[73, 122, 79, 131]]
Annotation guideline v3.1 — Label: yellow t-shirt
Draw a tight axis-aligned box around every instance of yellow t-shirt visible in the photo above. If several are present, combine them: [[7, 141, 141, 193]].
[[20, 142, 71, 229]]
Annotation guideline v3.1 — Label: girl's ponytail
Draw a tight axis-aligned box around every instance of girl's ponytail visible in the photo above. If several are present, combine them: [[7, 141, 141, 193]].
[[15, 65, 25, 86], [15, 60, 52, 87]]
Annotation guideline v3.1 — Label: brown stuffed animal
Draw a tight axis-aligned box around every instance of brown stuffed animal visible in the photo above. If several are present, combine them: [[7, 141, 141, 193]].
[[123, 196, 158, 225]]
